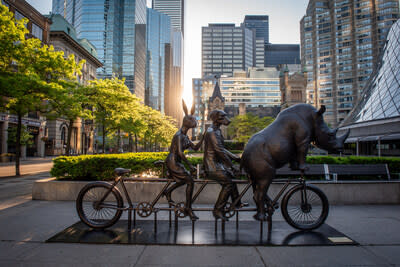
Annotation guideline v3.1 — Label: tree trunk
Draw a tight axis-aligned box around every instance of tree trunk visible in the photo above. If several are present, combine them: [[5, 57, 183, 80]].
[[134, 133, 138, 152], [102, 124, 105, 154], [117, 128, 121, 153], [15, 114, 22, 176], [66, 119, 74, 156], [128, 134, 133, 152]]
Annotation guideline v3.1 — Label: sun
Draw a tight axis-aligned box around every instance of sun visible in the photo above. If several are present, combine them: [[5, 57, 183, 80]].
[[182, 86, 193, 110]]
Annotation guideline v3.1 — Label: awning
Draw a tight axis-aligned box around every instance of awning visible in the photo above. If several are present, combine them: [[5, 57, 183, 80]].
[[381, 133, 400, 140]]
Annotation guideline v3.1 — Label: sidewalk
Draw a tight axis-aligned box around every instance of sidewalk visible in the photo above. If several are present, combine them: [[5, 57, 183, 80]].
[[0, 199, 399, 266], [0, 157, 54, 178]]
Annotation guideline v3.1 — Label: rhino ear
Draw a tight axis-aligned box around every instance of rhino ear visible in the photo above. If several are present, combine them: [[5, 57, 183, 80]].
[[182, 99, 188, 116], [317, 105, 326, 116]]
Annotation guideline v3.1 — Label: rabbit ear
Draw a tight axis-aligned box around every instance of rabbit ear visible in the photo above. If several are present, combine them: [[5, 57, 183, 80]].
[[190, 101, 195, 115], [182, 99, 188, 116]]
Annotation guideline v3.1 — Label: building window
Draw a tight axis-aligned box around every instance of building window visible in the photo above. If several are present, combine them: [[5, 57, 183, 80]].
[[32, 23, 43, 41]]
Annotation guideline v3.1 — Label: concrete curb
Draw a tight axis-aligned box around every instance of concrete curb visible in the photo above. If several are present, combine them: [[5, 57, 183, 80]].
[[32, 178, 400, 204]]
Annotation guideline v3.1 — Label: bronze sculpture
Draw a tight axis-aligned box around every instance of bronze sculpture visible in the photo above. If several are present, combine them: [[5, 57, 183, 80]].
[[241, 104, 349, 221], [163, 100, 203, 221], [203, 109, 247, 221]]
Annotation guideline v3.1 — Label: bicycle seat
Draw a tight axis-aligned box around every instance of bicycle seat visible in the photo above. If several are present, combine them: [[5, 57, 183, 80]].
[[114, 168, 131, 176]]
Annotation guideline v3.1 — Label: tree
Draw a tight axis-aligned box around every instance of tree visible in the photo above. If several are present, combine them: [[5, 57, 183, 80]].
[[0, 4, 82, 175], [89, 77, 141, 153], [227, 113, 274, 143]]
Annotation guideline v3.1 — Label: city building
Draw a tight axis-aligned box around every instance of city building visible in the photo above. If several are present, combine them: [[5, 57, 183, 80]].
[[45, 14, 103, 156], [0, 0, 51, 158], [202, 23, 254, 78], [300, 0, 399, 127], [52, 0, 147, 95], [152, 0, 184, 125], [219, 67, 281, 108], [145, 8, 171, 112], [280, 67, 308, 109], [265, 44, 300, 67], [242, 15, 269, 44], [152, 0, 184, 34], [339, 19, 400, 156]]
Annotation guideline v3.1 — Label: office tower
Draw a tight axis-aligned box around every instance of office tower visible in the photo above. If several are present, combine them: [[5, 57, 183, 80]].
[[152, 0, 184, 123], [52, 0, 147, 95], [300, 0, 399, 127], [265, 44, 300, 67], [152, 0, 184, 34], [242, 15, 269, 44], [146, 8, 171, 112], [202, 23, 254, 78]]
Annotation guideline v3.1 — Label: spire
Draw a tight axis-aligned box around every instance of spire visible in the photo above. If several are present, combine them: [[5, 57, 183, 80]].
[[209, 76, 225, 103]]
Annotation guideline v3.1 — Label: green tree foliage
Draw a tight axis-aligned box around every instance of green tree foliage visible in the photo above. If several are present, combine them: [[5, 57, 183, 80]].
[[0, 4, 82, 175], [88, 77, 142, 153], [227, 113, 274, 143]]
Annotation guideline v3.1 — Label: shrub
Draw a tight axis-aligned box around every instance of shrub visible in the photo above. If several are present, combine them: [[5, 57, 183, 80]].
[[51, 152, 203, 181]]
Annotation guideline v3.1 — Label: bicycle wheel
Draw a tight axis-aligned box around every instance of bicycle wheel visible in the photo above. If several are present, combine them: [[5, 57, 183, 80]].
[[281, 184, 329, 230], [76, 182, 123, 229]]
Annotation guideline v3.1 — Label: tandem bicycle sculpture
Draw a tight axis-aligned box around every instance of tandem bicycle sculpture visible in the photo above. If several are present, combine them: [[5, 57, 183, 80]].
[[75, 103, 349, 238]]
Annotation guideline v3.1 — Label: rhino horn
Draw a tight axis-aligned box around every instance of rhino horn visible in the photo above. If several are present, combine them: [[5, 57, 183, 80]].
[[337, 129, 350, 144]]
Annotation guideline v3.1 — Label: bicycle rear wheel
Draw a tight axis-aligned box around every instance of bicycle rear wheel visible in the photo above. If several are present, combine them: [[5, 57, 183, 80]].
[[281, 184, 329, 230], [76, 182, 123, 229]]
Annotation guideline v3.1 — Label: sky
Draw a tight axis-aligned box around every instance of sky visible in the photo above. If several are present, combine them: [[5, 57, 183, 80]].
[[26, 0, 309, 105]]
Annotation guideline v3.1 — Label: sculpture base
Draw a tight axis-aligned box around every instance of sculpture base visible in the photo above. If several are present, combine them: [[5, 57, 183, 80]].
[[47, 220, 357, 246]]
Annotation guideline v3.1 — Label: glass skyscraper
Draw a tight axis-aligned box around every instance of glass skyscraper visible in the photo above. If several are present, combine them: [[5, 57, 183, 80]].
[[152, 0, 184, 34], [146, 8, 171, 112], [242, 15, 269, 44], [52, 0, 147, 94]]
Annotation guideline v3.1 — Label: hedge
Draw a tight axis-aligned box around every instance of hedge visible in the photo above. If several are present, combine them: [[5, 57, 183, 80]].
[[51, 153, 400, 181], [51, 152, 203, 181]]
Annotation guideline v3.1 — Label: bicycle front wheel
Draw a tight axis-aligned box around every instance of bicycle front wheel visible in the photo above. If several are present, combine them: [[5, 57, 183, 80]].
[[76, 182, 123, 229], [281, 184, 329, 230]]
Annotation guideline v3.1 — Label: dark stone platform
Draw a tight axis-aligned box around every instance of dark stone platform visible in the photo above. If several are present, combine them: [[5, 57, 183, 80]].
[[47, 220, 357, 246]]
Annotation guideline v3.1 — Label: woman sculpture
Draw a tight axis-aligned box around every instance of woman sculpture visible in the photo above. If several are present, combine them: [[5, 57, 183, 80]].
[[163, 100, 203, 221]]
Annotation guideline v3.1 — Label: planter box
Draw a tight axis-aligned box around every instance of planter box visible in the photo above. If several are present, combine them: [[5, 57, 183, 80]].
[[32, 178, 400, 205]]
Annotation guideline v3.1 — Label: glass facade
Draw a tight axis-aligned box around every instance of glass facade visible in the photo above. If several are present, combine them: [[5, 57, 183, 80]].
[[264, 44, 300, 66], [146, 8, 171, 112], [52, 0, 147, 93], [243, 15, 269, 44], [220, 73, 281, 108], [342, 19, 400, 125]]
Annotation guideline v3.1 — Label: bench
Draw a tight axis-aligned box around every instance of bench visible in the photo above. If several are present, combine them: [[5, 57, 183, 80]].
[[327, 164, 391, 180], [276, 163, 391, 181]]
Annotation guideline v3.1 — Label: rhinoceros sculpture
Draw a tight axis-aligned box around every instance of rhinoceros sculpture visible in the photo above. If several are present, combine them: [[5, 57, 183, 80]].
[[241, 104, 350, 221]]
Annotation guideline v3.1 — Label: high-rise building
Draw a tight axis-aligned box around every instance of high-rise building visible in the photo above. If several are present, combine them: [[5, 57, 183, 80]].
[[202, 23, 254, 78], [265, 44, 300, 67], [152, 0, 184, 34], [145, 8, 171, 112], [242, 15, 269, 44], [300, 0, 399, 127], [52, 0, 147, 95], [152, 0, 184, 124]]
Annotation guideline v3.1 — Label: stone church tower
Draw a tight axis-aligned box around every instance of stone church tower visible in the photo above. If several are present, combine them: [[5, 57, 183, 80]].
[[280, 66, 308, 109], [208, 80, 225, 111]]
